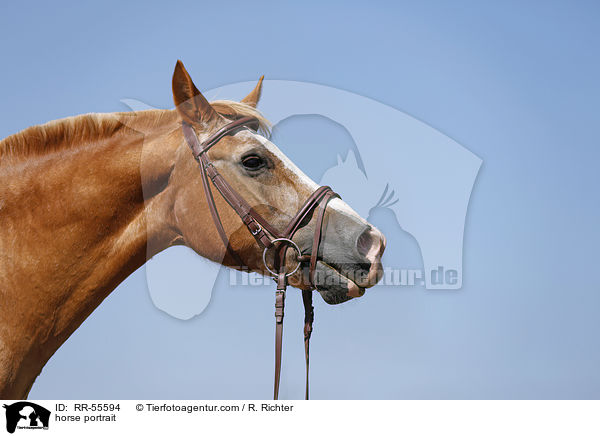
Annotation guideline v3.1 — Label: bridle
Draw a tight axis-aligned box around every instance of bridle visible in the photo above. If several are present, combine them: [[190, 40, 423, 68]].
[[182, 116, 339, 400]]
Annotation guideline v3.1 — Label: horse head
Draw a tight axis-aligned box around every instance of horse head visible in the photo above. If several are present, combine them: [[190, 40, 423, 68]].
[[167, 61, 386, 304]]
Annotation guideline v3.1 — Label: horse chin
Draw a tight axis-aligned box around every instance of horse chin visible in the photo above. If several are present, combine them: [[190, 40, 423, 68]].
[[317, 289, 355, 305], [313, 261, 365, 305]]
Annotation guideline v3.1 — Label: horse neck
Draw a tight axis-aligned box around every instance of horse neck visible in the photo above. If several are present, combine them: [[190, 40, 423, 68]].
[[0, 112, 182, 398]]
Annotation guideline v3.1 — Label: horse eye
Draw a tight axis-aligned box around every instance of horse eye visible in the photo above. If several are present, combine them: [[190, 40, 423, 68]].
[[241, 155, 265, 171]]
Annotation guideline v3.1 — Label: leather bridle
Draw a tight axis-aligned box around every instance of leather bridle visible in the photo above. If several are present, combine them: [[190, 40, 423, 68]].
[[182, 116, 339, 400]]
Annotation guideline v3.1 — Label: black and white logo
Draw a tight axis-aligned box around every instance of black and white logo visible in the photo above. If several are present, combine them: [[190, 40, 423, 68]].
[[3, 402, 50, 433]]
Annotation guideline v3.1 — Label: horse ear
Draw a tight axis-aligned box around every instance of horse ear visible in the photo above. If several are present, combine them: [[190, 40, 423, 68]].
[[241, 76, 264, 108], [172, 60, 218, 125]]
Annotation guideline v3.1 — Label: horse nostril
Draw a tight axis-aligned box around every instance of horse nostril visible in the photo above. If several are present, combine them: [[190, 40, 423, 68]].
[[356, 226, 375, 258], [354, 226, 385, 288]]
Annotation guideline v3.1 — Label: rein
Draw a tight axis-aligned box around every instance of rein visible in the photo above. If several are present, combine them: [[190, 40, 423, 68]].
[[182, 116, 339, 400]]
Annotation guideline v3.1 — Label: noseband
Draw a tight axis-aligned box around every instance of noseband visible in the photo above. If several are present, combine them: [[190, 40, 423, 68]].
[[182, 116, 339, 400]]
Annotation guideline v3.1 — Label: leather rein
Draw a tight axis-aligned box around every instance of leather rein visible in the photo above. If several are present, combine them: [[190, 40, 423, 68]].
[[182, 116, 339, 400]]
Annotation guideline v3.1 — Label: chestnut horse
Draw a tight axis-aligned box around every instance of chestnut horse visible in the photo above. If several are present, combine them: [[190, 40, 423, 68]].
[[0, 61, 385, 399]]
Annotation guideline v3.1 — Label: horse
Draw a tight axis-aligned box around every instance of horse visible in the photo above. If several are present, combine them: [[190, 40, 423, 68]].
[[0, 61, 386, 399]]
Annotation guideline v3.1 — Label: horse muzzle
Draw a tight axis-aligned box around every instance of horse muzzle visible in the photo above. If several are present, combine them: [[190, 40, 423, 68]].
[[312, 224, 386, 304]]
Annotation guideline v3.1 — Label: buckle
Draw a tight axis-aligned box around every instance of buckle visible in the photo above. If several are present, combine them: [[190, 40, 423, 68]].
[[250, 221, 263, 236]]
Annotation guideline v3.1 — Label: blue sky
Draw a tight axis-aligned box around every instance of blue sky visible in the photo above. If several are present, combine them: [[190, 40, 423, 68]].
[[1, 0, 599, 399]]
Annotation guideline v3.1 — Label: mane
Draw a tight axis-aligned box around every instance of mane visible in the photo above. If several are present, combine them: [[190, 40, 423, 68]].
[[0, 100, 271, 160]]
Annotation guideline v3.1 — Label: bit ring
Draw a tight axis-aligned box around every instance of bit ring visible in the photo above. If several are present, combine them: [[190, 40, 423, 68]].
[[262, 238, 302, 277]]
